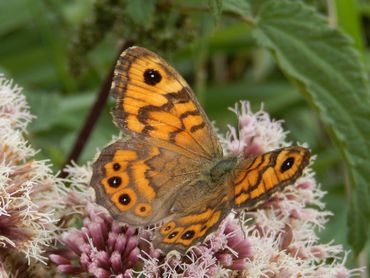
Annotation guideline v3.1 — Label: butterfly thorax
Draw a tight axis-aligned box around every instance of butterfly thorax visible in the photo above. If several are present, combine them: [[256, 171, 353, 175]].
[[208, 156, 238, 184]]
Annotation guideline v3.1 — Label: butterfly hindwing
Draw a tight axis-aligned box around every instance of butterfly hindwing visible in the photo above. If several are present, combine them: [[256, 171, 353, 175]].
[[232, 146, 310, 209], [111, 46, 222, 160], [152, 179, 233, 253], [90, 136, 203, 226]]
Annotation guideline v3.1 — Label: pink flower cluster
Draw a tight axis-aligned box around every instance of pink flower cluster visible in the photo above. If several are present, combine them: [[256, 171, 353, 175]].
[[0, 75, 362, 277], [49, 101, 362, 277], [50, 204, 160, 277], [139, 216, 252, 277]]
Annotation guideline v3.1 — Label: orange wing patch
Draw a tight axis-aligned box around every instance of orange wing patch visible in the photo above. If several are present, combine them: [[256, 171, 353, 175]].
[[232, 146, 310, 208], [111, 47, 222, 160]]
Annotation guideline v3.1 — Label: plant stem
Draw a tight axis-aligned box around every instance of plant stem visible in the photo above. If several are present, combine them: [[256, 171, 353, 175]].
[[58, 40, 134, 178]]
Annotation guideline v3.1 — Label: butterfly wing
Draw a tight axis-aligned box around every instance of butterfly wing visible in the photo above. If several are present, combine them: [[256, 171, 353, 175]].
[[111, 46, 222, 160], [232, 146, 310, 209], [152, 178, 233, 253], [151, 146, 310, 253], [91, 46, 225, 227], [90, 136, 204, 226]]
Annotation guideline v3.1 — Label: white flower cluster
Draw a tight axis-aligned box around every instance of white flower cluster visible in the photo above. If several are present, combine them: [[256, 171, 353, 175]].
[[0, 75, 63, 269], [225, 101, 362, 278]]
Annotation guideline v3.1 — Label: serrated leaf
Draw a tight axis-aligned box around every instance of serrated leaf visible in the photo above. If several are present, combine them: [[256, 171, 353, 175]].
[[223, 0, 251, 19], [209, 0, 223, 26], [125, 0, 156, 29], [251, 0, 370, 254]]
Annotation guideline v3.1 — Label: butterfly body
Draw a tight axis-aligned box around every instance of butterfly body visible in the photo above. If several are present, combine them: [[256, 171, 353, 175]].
[[208, 156, 238, 183], [90, 46, 311, 254]]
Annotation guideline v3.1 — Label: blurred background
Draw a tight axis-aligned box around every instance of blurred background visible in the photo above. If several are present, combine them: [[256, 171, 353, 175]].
[[0, 0, 369, 272]]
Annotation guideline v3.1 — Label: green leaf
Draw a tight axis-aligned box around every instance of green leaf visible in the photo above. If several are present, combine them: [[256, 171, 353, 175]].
[[26, 91, 62, 132], [251, 0, 370, 254], [125, 0, 157, 29], [223, 0, 251, 19], [0, 0, 31, 36], [208, 0, 223, 26], [334, 0, 365, 55], [28, 1, 76, 93]]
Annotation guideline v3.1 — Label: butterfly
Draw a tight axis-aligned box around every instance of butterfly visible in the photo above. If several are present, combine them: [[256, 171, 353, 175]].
[[90, 46, 311, 254]]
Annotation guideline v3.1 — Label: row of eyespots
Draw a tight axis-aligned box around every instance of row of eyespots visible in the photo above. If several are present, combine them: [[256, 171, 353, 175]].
[[102, 148, 159, 217], [162, 223, 208, 245], [161, 210, 222, 245]]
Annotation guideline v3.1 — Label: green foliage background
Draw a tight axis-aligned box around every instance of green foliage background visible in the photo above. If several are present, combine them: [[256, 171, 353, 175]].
[[1, 0, 369, 272]]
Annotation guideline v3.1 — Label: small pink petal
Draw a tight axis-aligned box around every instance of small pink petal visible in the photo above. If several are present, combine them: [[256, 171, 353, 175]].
[[126, 226, 136, 237], [127, 247, 140, 267], [89, 222, 106, 250], [57, 264, 82, 274], [49, 254, 70, 265], [244, 141, 264, 157], [111, 221, 122, 233], [80, 253, 91, 270], [310, 246, 327, 259], [80, 243, 92, 254], [124, 237, 138, 255], [110, 250, 123, 273], [235, 240, 252, 258], [96, 251, 110, 269], [296, 180, 314, 189], [334, 265, 351, 278], [229, 259, 248, 270], [280, 225, 293, 250], [107, 232, 118, 252], [207, 265, 218, 276], [90, 268, 110, 278], [115, 234, 127, 253], [216, 253, 233, 266], [150, 248, 161, 259], [62, 231, 85, 255]]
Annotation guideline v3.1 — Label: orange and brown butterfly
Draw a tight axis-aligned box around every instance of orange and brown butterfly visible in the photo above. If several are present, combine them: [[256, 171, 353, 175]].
[[90, 46, 311, 254]]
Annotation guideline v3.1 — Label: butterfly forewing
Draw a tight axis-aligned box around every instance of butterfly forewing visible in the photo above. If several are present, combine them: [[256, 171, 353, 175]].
[[111, 47, 222, 160], [232, 146, 310, 209]]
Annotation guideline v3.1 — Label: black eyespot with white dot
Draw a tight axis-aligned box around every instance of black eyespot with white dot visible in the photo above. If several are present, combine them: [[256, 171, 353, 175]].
[[113, 163, 121, 171], [143, 69, 162, 85], [108, 176, 121, 188], [181, 230, 195, 240], [168, 231, 178, 239], [280, 157, 295, 173], [119, 193, 131, 205]]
